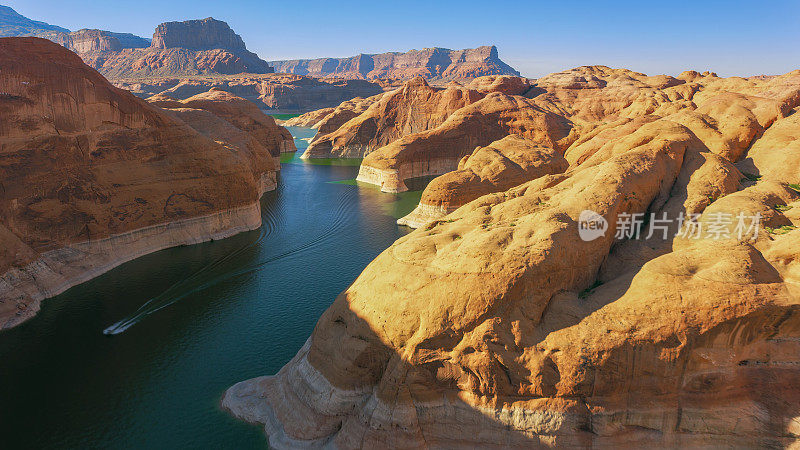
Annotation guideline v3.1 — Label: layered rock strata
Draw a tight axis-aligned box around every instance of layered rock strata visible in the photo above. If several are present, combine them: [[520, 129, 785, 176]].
[[20, 16, 273, 78], [88, 17, 273, 78], [270, 46, 519, 80], [0, 38, 287, 329]]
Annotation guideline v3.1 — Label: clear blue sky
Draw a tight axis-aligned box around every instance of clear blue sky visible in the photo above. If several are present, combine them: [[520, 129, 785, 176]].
[[5, 0, 799, 78]]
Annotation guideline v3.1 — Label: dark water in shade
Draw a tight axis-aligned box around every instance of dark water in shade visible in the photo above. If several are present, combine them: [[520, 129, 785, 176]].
[[0, 126, 422, 449]]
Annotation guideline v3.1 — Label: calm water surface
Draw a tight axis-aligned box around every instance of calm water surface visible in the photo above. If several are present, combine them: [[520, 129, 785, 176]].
[[0, 126, 421, 449]]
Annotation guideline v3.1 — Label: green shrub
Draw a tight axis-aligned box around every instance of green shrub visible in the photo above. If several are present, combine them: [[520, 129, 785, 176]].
[[741, 172, 761, 182]]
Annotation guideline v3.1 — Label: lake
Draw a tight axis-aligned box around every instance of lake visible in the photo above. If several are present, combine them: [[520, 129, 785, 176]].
[[0, 126, 421, 449]]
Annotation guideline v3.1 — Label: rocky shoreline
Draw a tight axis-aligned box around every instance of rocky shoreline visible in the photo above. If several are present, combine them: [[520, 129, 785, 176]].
[[0, 200, 267, 330], [355, 158, 462, 193], [0, 37, 291, 330]]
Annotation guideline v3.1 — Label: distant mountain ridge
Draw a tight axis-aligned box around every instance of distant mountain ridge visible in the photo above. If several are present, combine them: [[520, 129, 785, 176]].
[[270, 45, 520, 80], [0, 5, 68, 36]]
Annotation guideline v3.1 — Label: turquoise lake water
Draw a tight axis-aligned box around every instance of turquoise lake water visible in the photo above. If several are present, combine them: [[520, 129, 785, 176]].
[[0, 126, 423, 449]]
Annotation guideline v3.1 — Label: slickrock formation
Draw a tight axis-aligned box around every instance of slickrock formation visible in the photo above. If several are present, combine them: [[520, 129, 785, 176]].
[[225, 65, 800, 447], [297, 75, 568, 192], [281, 107, 334, 127], [355, 92, 573, 192], [466, 75, 532, 96], [308, 66, 798, 206], [281, 94, 384, 149], [270, 46, 519, 80], [302, 76, 504, 159], [0, 38, 287, 329], [398, 136, 568, 228], [283, 94, 383, 133], [115, 74, 384, 112], [148, 88, 296, 154]]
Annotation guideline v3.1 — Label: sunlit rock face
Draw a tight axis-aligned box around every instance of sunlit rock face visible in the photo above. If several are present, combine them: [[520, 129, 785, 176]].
[[0, 38, 288, 329], [225, 65, 800, 447], [270, 45, 520, 80], [150, 17, 246, 51], [86, 17, 273, 78], [398, 135, 568, 228]]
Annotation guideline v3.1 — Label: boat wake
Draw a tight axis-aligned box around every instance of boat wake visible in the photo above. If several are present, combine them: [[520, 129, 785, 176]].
[[103, 187, 356, 335]]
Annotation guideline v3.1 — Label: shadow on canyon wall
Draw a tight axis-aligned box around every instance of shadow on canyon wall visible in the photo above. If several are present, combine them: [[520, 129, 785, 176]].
[[231, 267, 800, 448]]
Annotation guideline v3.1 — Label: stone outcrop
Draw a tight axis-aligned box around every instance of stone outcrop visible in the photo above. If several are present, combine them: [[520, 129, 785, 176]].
[[27, 16, 272, 78], [281, 108, 334, 127], [351, 86, 574, 192], [466, 75, 532, 96], [148, 88, 296, 154], [0, 38, 288, 329], [270, 45, 520, 80], [304, 66, 799, 203], [225, 64, 800, 447], [90, 48, 272, 79], [283, 94, 383, 132], [151, 17, 246, 51], [302, 76, 509, 159], [1, 6, 150, 55], [78, 17, 276, 78], [398, 135, 568, 228], [116, 74, 384, 112]]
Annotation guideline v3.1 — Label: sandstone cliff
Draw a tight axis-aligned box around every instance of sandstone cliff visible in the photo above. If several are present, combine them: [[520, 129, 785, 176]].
[[82, 17, 276, 78], [151, 17, 245, 51], [34, 17, 273, 78], [62, 29, 150, 53], [302, 76, 497, 159], [300, 75, 567, 191], [0, 38, 288, 329], [224, 66, 800, 447], [270, 46, 520, 80]]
